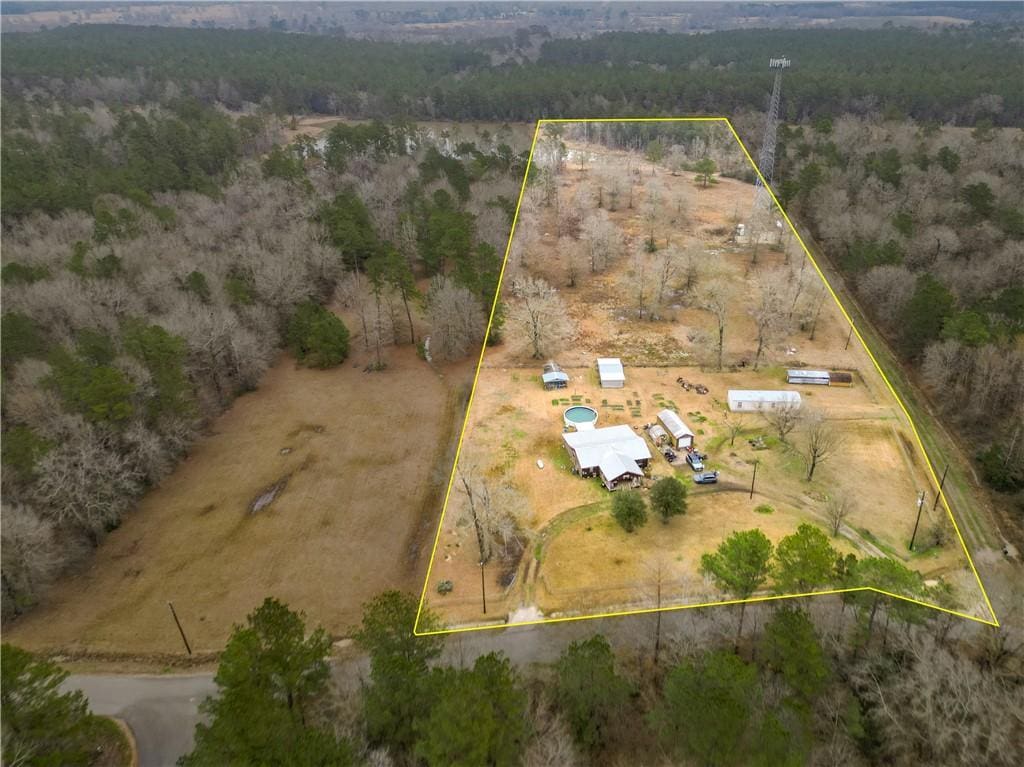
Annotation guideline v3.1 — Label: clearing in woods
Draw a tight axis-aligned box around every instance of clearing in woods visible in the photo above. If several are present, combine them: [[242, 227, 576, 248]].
[[6, 317, 475, 657], [416, 117, 998, 635]]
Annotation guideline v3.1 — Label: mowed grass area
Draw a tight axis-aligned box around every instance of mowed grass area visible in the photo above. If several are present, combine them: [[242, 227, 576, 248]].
[[422, 128, 996, 628], [7, 345, 472, 655]]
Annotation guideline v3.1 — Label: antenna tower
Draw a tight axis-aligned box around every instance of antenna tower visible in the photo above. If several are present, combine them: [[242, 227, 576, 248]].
[[753, 56, 790, 213]]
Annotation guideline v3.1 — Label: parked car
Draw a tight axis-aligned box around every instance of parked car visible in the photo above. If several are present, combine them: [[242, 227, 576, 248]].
[[686, 451, 705, 471], [693, 471, 719, 484]]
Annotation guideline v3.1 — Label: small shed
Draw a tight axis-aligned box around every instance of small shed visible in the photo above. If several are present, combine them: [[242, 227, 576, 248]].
[[787, 369, 830, 386], [657, 409, 695, 449], [828, 371, 854, 387], [597, 358, 625, 388], [727, 390, 802, 413], [542, 361, 569, 390], [648, 424, 668, 445]]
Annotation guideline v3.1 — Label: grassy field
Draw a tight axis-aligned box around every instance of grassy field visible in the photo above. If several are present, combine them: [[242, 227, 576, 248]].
[[7, 340, 473, 656]]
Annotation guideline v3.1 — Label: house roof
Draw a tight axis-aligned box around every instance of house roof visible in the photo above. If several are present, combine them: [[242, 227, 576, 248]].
[[598, 449, 642, 482], [564, 425, 650, 470], [727, 390, 802, 405], [657, 409, 694, 439], [596, 357, 625, 382], [542, 360, 564, 375], [542, 371, 569, 384]]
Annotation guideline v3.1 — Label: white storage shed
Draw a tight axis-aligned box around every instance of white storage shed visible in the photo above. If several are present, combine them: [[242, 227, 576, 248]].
[[596, 358, 625, 388], [657, 409, 695, 449]]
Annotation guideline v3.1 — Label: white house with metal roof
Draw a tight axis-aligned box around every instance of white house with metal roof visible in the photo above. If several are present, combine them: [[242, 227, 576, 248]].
[[727, 390, 802, 412], [657, 409, 695, 449], [596, 358, 625, 388], [563, 424, 651, 490]]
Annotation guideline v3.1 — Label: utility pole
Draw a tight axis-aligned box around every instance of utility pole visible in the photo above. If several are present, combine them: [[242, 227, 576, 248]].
[[909, 491, 926, 551], [931, 464, 949, 512], [752, 56, 791, 214], [479, 560, 487, 615], [167, 601, 192, 656], [844, 324, 854, 350], [749, 460, 759, 499]]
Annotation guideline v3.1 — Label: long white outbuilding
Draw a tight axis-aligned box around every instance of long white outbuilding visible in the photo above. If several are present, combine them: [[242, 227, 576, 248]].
[[727, 390, 802, 412]]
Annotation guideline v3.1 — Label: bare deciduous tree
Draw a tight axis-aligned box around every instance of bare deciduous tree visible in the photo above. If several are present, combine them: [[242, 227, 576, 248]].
[[722, 409, 747, 447], [580, 211, 621, 273], [825, 493, 854, 537], [455, 459, 529, 564], [764, 402, 803, 444], [425, 278, 486, 362], [508, 277, 574, 359], [0, 504, 65, 615], [699, 279, 735, 371], [802, 411, 843, 480], [750, 273, 789, 370]]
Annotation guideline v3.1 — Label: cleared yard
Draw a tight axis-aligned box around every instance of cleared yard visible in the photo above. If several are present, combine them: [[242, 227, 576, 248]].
[[421, 123, 993, 629]]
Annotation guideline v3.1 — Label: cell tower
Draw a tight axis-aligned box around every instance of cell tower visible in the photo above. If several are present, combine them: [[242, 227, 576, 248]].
[[752, 56, 791, 213]]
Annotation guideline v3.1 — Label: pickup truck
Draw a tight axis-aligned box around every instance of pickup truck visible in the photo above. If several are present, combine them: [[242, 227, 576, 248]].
[[693, 471, 719, 484], [685, 451, 705, 471]]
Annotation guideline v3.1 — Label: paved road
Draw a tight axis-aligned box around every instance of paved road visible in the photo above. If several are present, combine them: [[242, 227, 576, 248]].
[[59, 611, 688, 765], [62, 674, 216, 767]]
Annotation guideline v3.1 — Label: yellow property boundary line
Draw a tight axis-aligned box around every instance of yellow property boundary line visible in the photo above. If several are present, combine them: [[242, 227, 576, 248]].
[[414, 116, 1000, 636]]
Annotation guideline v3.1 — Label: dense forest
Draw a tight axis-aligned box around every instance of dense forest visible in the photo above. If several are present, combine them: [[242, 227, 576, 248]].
[[2, 25, 1021, 123], [772, 117, 1024, 497]]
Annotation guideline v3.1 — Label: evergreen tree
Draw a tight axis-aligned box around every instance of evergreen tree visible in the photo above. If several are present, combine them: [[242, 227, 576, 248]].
[[772, 523, 839, 593], [413, 653, 529, 767], [900, 274, 955, 357], [700, 529, 774, 645], [760, 608, 831, 707], [2, 643, 116, 767], [649, 650, 760, 767], [354, 591, 444, 754], [554, 635, 632, 752], [181, 598, 350, 766], [611, 490, 647, 533], [649, 476, 687, 523], [286, 302, 350, 368]]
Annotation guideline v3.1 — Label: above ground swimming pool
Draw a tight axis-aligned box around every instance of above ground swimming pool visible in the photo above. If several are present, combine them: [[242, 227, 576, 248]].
[[563, 405, 598, 430]]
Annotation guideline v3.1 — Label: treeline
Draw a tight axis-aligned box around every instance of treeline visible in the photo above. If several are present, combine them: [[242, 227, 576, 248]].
[[2, 25, 1022, 124], [1, 103, 525, 617], [1, 98, 250, 219], [769, 116, 1024, 501]]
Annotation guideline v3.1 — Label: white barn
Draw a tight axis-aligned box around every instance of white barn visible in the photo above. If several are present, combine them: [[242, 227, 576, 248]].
[[596, 358, 625, 388], [727, 390, 802, 412], [563, 425, 651, 490], [657, 409, 695, 449]]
